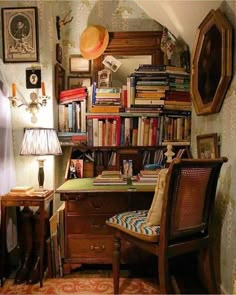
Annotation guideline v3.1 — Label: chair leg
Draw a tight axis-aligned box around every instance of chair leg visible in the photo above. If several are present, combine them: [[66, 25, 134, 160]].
[[198, 247, 218, 294], [113, 235, 121, 295], [158, 255, 170, 294]]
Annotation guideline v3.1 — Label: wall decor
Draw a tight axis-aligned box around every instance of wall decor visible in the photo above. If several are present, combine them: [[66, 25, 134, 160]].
[[26, 67, 41, 89], [98, 69, 112, 88], [191, 9, 232, 115], [55, 63, 65, 101], [56, 43, 62, 63], [68, 76, 92, 89], [1, 7, 39, 63], [69, 55, 91, 73], [197, 133, 219, 159]]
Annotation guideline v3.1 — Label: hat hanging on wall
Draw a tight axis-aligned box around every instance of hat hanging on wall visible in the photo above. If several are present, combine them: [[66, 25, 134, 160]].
[[80, 25, 109, 60]]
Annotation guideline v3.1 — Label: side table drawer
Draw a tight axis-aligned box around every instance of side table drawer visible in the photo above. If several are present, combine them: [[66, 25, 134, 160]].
[[67, 215, 112, 234], [67, 236, 112, 259]]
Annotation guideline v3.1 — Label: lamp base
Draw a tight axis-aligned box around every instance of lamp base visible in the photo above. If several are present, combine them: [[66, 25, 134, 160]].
[[37, 159, 45, 190]]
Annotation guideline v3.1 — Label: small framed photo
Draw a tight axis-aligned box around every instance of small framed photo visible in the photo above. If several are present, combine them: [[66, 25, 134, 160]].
[[68, 159, 84, 179], [68, 76, 92, 89], [56, 43, 62, 63], [1, 7, 39, 63], [26, 67, 41, 89], [55, 63, 65, 101], [98, 69, 112, 88], [197, 133, 219, 159], [102, 55, 121, 72], [69, 54, 91, 73]]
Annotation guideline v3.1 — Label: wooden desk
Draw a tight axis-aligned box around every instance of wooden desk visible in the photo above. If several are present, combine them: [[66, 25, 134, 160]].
[[0, 190, 54, 287], [56, 178, 155, 274]]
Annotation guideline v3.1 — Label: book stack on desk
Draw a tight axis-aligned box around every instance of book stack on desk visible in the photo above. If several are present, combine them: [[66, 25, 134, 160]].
[[93, 170, 127, 185], [134, 169, 160, 185]]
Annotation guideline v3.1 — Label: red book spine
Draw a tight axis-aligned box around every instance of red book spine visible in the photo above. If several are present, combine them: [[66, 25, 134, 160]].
[[151, 118, 158, 146]]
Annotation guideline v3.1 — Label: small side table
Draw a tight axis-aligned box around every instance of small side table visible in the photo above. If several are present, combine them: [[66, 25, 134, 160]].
[[0, 189, 54, 287]]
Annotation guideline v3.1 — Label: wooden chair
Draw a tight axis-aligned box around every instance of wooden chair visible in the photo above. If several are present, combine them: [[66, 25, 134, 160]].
[[106, 157, 228, 294]]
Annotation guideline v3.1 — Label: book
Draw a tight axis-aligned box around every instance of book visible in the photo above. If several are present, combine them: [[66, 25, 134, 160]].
[[89, 105, 121, 113], [10, 186, 33, 193], [134, 99, 165, 105]]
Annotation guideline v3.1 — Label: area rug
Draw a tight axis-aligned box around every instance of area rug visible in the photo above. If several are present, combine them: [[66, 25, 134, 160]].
[[0, 277, 159, 294]]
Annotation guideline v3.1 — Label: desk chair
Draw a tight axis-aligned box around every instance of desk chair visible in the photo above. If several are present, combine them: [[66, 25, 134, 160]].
[[106, 157, 227, 294]]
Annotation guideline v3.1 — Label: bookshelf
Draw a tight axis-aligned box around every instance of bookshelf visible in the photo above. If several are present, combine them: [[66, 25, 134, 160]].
[[56, 32, 192, 185]]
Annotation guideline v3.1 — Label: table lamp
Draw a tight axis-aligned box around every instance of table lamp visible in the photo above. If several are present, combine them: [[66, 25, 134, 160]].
[[20, 128, 62, 190]]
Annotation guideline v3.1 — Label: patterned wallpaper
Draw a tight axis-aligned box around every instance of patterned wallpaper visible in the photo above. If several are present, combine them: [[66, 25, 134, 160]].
[[0, 0, 236, 294], [191, 1, 236, 294]]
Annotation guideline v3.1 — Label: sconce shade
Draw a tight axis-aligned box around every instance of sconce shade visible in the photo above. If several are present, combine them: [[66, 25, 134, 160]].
[[20, 128, 62, 156]]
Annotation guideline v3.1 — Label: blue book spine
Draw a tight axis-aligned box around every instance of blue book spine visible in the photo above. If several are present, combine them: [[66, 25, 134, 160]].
[[68, 103, 73, 132]]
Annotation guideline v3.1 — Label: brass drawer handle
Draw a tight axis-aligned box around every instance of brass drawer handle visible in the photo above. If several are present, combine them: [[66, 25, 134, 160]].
[[90, 245, 105, 252], [88, 201, 101, 209], [91, 224, 105, 228]]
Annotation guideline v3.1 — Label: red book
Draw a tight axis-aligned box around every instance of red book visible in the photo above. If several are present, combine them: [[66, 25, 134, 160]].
[[151, 117, 158, 146], [60, 94, 87, 104], [60, 87, 87, 98]]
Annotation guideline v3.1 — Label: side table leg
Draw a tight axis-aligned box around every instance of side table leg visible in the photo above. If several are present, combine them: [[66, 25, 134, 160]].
[[39, 204, 45, 288]]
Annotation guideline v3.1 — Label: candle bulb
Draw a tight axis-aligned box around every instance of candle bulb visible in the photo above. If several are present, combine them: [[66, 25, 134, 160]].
[[41, 82, 46, 96], [12, 83, 16, 97]]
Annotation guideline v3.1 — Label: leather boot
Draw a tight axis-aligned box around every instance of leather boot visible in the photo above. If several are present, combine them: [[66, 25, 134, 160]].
[[14, 207, 33, 284], [27, 209, 49, 285]]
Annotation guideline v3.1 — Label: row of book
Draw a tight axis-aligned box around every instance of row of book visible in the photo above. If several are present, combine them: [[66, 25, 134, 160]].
[[58, 100, 86, 133]]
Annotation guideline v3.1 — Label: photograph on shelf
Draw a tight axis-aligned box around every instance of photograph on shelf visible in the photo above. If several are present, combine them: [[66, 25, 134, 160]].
[[98, 69, 112, 88], [68, 159, 83, 179], [69, 54, 91, 73], [1, 7, 39, 62], [197, 133, 219, 159], [67, 76, 92, 89]]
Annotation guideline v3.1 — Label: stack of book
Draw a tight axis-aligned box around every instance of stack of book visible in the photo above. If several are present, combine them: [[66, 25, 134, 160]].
[[93, 170, 126, 185], [134, 169, 160, 185], [165, 66, 191, 110], [90, 84, 122, 113], [131, 64, 168, 108], [59, 87, 88, 104]]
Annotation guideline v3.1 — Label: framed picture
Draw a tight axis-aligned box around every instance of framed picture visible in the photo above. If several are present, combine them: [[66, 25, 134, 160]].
[[1, 7, 39, 63], [26, 67, 41, 89], [98, 69, 112, 88], [56, 43, 62, 63], [197, 133, 219, 159], [191, 9, 232, 115], [55, 63, 65, 101], [68, 76, 92, 89], [69, 55, 91, 73]]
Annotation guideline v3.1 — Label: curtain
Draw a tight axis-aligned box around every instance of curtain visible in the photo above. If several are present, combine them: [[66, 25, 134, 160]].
[[0, 59, 17, 252]]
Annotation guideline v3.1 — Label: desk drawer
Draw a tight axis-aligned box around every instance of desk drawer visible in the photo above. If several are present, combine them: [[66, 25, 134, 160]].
[[67, 195, 128, 214], [66, 215, 112, 234], [67, 236, 112, 259]]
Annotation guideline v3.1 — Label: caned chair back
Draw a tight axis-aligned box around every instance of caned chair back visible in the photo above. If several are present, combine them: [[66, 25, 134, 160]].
[[161, 157, 227, 243]]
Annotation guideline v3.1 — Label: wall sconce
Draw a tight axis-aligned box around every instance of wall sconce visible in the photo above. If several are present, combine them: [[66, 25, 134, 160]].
[[8, 82, 50, 123]]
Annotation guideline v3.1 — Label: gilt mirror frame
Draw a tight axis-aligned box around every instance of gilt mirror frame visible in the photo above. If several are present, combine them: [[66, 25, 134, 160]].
[[190, 9, 232, 115], [92, 31, 164, 83]]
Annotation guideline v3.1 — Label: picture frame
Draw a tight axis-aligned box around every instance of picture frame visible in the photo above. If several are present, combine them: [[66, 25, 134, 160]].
[[1, 7, 39, 63], [190, 9, 232, 115], [67, 76, 92, 89], [197, 133, 219, 159], [55, 63, 65, 101], [56, 43, 62, 64], [98, 69, 112, 88], [69, 55, 91, 73]]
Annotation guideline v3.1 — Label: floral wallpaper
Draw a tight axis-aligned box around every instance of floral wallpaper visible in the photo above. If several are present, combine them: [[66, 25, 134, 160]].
[[0, 0, 236, 294], [191, 1, 236, 294]]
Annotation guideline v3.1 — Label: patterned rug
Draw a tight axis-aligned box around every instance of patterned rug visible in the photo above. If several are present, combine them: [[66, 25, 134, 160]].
[[0, 277, 159, 294]]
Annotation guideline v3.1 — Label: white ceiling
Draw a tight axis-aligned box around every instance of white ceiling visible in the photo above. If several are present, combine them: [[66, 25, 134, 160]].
[[134, 0, 222, 47]]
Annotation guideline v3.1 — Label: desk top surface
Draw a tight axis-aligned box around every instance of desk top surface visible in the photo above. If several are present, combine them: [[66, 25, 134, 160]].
[[56, 178, 156, 193]]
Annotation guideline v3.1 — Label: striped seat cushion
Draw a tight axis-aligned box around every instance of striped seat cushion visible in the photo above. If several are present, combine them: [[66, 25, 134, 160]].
[[106, 210, 160, 242]]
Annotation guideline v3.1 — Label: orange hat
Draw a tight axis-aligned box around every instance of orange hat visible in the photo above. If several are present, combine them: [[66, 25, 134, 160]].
[[80, 25, 109, 60]]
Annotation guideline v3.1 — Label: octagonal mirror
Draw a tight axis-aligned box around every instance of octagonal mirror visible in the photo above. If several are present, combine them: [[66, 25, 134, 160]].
[[191, 9, 232, 115]]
